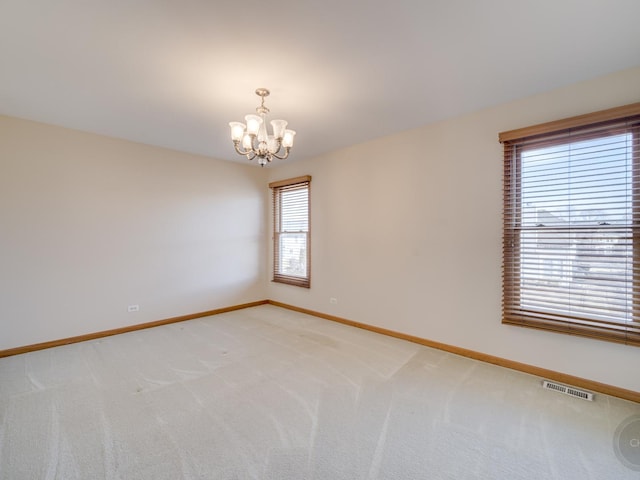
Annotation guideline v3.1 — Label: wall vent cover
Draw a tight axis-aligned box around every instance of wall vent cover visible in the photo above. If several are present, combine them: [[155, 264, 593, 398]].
[[542, 380, 594, 401]]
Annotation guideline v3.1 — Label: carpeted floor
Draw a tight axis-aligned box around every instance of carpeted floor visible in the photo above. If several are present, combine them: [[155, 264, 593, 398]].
[[0, 304, 638, 479]]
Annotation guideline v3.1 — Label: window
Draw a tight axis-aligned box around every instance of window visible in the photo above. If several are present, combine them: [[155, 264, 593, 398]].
[[500, 103, 640, 346], [269, 175, 311, 288]]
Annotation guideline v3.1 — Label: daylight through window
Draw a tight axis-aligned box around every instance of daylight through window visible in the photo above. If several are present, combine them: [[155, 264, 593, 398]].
[[270, 175, 311, 288], [500, 104, 640, 345]]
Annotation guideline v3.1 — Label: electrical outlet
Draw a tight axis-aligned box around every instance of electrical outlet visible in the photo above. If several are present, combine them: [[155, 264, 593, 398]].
[[330, 297, 338, 305], [127, 304, 140, 312]]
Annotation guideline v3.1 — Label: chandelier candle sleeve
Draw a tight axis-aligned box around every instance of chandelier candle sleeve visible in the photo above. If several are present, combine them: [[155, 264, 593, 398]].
[[229, 88, 296, 166]]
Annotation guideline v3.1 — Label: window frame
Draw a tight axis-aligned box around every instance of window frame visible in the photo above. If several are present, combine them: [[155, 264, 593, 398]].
[[269, 175, 311, 288], [500, 103, 640, 346]]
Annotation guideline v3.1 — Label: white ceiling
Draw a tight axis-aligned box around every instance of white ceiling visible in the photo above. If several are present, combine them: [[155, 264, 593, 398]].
[[1, 0, 640, 164]]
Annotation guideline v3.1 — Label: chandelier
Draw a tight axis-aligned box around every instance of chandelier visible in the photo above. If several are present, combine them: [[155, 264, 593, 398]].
[[229, 88, 296, 166]]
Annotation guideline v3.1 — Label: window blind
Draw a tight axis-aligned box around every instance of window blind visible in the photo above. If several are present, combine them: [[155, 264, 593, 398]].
[[500, 103, 640, 346], [269, 176, 311, 288]]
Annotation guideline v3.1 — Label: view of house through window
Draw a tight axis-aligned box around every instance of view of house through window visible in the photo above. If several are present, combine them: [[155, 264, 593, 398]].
[[519, 133, 633, 323], [501, 104, 640, 346], [269, 176, 311, 288]]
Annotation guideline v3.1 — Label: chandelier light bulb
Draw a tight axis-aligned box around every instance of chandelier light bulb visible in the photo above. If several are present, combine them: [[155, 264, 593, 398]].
[[244, 114, 262, 136], [229, 122, 245, 142], [270, 119, 288, 139], [282, 129, 296, 148]]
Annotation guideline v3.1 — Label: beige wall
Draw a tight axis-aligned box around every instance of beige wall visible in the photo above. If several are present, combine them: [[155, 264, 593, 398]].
[[0, 116, 267, 350], [267, 66, 640, 393]]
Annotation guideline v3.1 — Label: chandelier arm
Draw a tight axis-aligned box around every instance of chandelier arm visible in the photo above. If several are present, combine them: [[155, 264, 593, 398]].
[[233, 142, 253, 156], [246, 152, 257, 161], [271, 148, 291, 160]]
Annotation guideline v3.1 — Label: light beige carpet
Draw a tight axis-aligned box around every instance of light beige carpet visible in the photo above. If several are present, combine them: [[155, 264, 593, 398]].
[[0, 304, 638, 479]]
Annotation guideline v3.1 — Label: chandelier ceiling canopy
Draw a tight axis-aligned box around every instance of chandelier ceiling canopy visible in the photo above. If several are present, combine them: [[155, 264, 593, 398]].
[[229, 88, 295, 166]]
